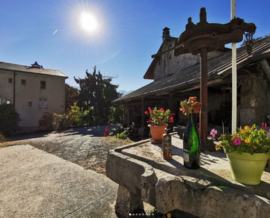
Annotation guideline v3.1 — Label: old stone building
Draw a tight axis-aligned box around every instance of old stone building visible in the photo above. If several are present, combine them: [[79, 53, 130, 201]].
[[0, 61, 68, 132], [114, 28, 270, 131]]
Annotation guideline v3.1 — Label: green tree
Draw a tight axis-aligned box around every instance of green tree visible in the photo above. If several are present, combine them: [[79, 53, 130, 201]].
[[74, 67, 121, 125], [0, 104, 21, 135], [65, 83, 79, 113], [109, 105, 124, 124]]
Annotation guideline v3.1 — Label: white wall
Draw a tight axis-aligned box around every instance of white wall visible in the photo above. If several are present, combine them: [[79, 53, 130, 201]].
[[0, 69, 66, 128]]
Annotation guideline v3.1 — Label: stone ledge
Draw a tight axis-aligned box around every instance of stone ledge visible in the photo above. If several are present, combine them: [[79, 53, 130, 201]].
[[106, 137, 270, 217]]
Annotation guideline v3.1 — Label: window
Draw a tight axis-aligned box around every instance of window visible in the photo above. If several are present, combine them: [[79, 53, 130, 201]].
[[40, 81, 46, 89], [21, 79, 26, 85], [9, 78, 12, 83]]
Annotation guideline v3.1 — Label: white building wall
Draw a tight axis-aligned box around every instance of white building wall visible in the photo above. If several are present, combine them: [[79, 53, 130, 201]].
[[0, 69, 65, 129]]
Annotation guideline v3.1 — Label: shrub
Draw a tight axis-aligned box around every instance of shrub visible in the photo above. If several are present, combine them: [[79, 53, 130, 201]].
[[0, 133, 6, 145], [114, 131, 128, 139], [53, 113, 70, 130], [0, 104, 20, 135], [67, 102, 85, 126]]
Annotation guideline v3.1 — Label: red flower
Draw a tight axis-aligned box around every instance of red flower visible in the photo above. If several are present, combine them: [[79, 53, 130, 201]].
[[172, 113, 175, 115], [145, 111, 148, 114], [160, 108, 164, 111], [108, 121, 111, 124], [169, 116, 174, 123], [148, 119, 151, 123]]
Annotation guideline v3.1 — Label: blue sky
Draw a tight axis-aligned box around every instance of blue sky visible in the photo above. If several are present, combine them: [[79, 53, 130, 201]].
[[1, 0, 269, 92]]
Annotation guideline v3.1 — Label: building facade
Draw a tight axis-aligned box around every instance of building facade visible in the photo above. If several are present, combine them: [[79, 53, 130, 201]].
[[114, 28, 270, 132], [0, 61, 68, 132]]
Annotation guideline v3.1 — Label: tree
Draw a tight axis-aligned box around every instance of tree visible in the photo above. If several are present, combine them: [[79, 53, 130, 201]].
[[74, 67, 121, 124], [65, 84, 79, 113], [0, 104, 21, 135]]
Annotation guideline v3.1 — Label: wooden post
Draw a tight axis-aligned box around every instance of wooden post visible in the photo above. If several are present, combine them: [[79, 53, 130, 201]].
[[127, 102, 130, 126], [231, 0, 237, 134], [141, 97, 145, 127]]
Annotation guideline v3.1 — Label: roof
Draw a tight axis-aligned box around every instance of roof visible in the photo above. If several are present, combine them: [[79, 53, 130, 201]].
[[0, 61, 68, 78], [114, 36, 270, 103]]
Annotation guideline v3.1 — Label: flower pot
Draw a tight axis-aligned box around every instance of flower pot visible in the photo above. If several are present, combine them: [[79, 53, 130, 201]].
[[148, 124, 168, 142], [226, 151, 270, 185]]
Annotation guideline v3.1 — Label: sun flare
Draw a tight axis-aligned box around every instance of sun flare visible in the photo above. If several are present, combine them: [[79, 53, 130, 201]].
[[80, 11, 97, 32]]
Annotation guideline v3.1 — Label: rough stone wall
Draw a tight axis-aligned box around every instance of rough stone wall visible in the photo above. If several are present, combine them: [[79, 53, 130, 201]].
[[154, 41, 226, 81], [154, 40, 198, 81], [240, 75, 270, 126]]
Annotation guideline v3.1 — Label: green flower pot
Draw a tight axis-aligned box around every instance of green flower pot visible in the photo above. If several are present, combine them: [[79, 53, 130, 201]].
[[226, 151, 270, 185]]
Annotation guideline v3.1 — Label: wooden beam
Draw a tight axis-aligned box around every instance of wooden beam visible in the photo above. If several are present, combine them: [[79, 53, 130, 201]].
[[180, 78, 223, 92]]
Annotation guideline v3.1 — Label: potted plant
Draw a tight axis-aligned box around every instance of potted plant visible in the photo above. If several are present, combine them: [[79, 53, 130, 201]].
[[146, 107, 172, 142], [180, 97, 202, 169], [216, 125, 270, 185]]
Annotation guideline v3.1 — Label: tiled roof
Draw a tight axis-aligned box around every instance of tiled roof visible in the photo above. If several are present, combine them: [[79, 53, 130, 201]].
[[0, 61, 68, 78], [114, 36, 270, 103]]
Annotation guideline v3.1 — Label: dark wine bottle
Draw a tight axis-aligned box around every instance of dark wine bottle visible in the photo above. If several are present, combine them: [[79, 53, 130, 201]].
[[183, 112, 200, 169]]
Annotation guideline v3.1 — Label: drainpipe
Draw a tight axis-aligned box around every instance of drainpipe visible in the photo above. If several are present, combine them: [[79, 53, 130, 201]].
[[13, 71, 16, 107], [231, 0, 237, 134]]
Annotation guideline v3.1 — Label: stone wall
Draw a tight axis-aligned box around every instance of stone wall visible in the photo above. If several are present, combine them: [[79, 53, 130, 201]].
[[154, 40, 198, 81], [154, 40, 226, 81], [240, 75, 270, 126]]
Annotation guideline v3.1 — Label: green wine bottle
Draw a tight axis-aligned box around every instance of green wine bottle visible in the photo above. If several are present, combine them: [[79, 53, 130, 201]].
[[183, 112, 200, 169]]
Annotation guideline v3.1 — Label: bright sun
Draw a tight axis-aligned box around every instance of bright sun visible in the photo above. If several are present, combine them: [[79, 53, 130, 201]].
[[80, 12, 97, 32]]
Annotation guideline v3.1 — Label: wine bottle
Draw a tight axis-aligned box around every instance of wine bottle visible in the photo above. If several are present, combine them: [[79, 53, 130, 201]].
[[162, 128, 172, 159], [183, 112, 200, 169]]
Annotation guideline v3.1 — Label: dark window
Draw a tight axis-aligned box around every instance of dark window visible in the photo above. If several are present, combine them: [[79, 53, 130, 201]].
[[21, 79, 26, 85], [40, 81, 46, 89], [9, 78, 12, 83]]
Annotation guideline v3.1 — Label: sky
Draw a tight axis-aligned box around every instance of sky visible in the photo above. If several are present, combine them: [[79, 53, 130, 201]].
[[1, 0, 270, 92]]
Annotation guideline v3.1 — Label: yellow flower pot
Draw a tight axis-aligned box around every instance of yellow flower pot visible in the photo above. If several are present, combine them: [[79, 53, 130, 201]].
[[226, 151, 270, 185]]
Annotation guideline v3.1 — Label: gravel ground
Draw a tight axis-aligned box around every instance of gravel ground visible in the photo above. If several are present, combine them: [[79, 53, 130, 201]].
[[6, 125, 133, 174]]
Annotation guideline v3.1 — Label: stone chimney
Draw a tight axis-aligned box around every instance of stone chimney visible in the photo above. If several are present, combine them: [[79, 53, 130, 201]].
[[162, 27, 170, 41]]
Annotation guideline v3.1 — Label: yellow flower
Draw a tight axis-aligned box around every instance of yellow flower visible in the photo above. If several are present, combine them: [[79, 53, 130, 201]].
[[240, 129, 246, 134], [244, 126, 250, 130], [244, 138, 249, 143], [167, 213, 171, 218]]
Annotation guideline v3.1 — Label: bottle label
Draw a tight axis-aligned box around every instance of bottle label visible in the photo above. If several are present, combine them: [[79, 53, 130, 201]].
[[183, 151, 189, 162], [163, 138, 171, 144], [164, 146, 172, 150]]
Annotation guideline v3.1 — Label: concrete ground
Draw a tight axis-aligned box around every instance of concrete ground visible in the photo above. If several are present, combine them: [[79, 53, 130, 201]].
[[0, 144, 119, 218], [0, 126, 135, 218]]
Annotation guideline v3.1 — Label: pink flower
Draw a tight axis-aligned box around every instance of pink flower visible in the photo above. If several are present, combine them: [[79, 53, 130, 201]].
[[210, 129, 218, 138], [145, 111, 148, 114], [160, 108, 164, 111], [148, 119, 151, 123], [233, 137, 242, 146]]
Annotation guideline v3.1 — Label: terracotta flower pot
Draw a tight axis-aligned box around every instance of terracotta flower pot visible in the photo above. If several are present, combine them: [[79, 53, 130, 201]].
[[148, 124, 168, 141], [226, 151, 270, 185]]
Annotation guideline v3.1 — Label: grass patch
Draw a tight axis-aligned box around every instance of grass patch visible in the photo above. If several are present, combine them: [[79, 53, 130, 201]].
[[0, 140, 31, 148]]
